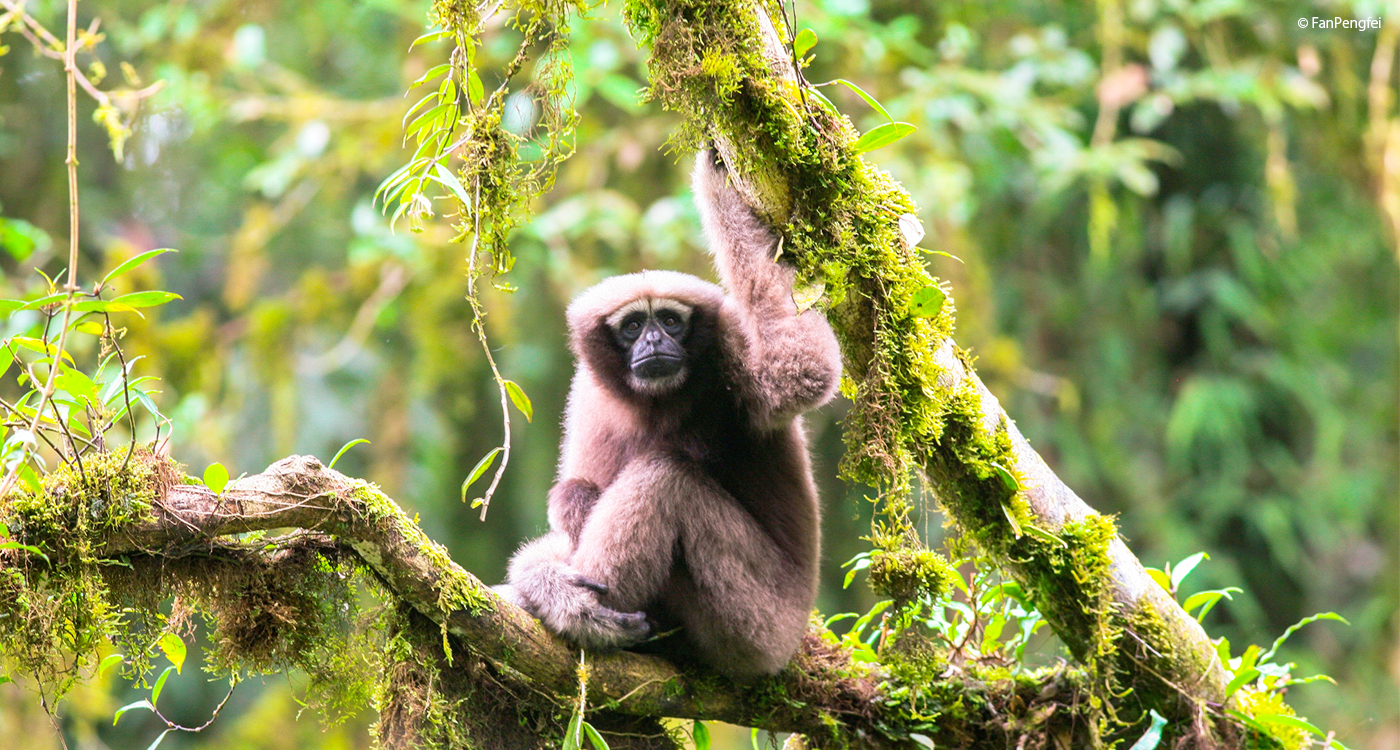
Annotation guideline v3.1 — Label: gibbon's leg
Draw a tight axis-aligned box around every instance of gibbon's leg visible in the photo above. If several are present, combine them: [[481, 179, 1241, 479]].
[[589, 456, 811, 678], [547, 477, 601, 546], [568, 455, 690, 613], [498, 531, 651, 650], [675, 473, 812, 678], [690, 150, 843, 428]]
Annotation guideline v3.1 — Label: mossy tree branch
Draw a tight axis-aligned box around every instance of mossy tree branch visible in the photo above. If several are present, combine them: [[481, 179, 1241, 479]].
[[617, 0, 1230, 737], [3, 454, 1107, 748]]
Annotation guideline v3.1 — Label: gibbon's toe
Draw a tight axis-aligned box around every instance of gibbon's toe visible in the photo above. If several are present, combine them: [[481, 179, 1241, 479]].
[[569, 574, 611, 596]]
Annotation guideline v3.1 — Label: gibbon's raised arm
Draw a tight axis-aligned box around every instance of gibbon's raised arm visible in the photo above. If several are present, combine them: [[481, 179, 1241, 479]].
[[691, 151, 843, 429]]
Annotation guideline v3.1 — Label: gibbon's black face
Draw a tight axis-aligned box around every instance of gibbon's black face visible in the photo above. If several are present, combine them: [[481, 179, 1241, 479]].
[[606, 298, 693, 394]]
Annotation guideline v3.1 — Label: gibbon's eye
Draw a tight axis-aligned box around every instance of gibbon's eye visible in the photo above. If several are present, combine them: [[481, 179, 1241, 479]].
[[623, 320, 642, 335], [660, 313, 681, 332]]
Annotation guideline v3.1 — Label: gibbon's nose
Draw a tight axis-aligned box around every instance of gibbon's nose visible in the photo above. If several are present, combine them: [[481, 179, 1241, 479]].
[[631, 327, 684, 379]]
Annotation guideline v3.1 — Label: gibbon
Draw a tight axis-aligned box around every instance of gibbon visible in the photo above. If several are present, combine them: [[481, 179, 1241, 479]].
[[495, 150, 842, 678]]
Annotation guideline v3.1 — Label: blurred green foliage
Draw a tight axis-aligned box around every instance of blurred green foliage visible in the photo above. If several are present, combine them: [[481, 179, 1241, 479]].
[[0, 0, 1395, 747]]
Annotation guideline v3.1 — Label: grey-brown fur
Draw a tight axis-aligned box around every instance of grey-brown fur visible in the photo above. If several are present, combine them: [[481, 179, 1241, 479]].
[[496, 151, 842, 678]]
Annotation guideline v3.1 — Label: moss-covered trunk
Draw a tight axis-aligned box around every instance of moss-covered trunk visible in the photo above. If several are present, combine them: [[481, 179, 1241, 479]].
[[621, 0, 1229, 737]]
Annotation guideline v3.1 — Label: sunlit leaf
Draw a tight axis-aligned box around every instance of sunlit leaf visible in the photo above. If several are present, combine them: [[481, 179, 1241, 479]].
[[1260, 612, 1348, 663], [832, 78, 892, 121], [1170, 552, 1208, 591], [409, 28, 452, 50], [113, 699, 153, 724], [854, 121, 916, 153], [909, 284, 945, 317], [461, 447, 502, 501], [101, 248, 175, 288], [504, 380, 532, 422], [1146, 567, 1171, 593], [98, 653, 124, 681], [111, 291, 181, 308], [793, 28, 817, 58], [693, 721, 711, 750], [151, 665, 174, 706], [329, 439, 370, 470], [157, 631, 186, 673], [146, 730, 173, 750], [408, 63, 451, 91], [468, 69, 485, 106], [203, 462, 229, 496], [581, 721, 611, 750], [432, 163, 472, 208], [19, 292, 68, 310]]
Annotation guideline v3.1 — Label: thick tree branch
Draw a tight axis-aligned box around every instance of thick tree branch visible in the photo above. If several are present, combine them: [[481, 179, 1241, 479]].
[[9, 454, 1102, 748]]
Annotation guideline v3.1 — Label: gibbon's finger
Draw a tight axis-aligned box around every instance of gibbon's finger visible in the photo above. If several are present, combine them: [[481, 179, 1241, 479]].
[[570, 574, 611, 597]]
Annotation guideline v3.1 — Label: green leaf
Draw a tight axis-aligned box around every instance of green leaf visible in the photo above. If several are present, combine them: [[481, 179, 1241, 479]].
[[467, 69, 485, 106], [1183, 587, 1241, 621], [832, 78, 893, 121], [1170, 552, 1208, 591], [793, 28, 817, 58], [1127, 709, 1169, 750], [19, 292, 69, 310], [432, 164, 472, 208], [203, 462, 229, 496], [460, 447, 502, 501], [504, 380, 533, 422], [329, 439, 370, 470], [408, 63, 451, 91], [854, 121, 916, 153], [1000, 501, 1023, 537], [581, 721, 611, 750], [157, 631, 186, 673], [146, 729, 173, 750], [1225, 645, 1261, 697], [113, 699, 153, 724], [990, 462, 1019, 492], [1260, 612, 1348, 663], [1146, 567, 1172, 593], [562, 708, 584, 750], [792, 280, 826, 313], [1022, 524, 1066, 548], [101, 248, 175, 288], [409, 28, 452, 50], [151, 665, 175, 706], [1252, 713, 1326, 737], [0, 540, 49, 561], [98, 653, 124, 681], [693, 721, 711, 750], [55, 367, 99, 403], [909, 284, 945, 317], [111, 291, 182, 309], [71, 299, 139, 314]]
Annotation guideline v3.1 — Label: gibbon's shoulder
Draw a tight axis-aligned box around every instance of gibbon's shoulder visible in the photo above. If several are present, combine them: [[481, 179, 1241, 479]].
[[565, 271, 725, 333]]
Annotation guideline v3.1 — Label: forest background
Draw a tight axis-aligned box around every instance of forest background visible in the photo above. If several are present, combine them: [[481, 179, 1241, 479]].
[[0, 0, 1395, 747]]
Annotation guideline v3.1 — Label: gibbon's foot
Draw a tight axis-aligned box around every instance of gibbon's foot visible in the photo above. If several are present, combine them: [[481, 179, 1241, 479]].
[[491, 583, 526, 609], [572, 605, 652, 651]]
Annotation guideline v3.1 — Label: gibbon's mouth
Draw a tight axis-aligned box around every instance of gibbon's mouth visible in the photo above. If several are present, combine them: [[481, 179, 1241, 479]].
[[632, 354, 684, 380]]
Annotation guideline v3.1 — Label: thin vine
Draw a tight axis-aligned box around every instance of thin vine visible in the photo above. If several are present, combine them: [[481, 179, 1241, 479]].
[[376, 0, 586, 519]]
